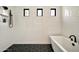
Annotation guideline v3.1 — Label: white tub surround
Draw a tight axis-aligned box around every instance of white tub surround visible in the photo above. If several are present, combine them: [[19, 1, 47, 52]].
[[49, 36, 79, 52]]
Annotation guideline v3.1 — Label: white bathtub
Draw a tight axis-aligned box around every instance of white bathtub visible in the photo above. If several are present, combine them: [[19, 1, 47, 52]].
[[49, 36, 79, 52]]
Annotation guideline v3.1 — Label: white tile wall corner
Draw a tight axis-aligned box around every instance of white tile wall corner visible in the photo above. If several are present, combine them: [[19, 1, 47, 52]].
[[62, 6, 79, 42]]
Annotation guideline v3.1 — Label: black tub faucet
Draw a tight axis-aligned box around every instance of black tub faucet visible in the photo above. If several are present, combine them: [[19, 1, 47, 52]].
[[69, 35, 77, 43]]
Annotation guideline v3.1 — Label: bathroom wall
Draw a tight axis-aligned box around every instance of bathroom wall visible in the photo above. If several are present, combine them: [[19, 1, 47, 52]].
[[13, 6, 62, 44], [0, 6, 16, 51], [0, 6, 62, 51], [62, 6, 79, 42]]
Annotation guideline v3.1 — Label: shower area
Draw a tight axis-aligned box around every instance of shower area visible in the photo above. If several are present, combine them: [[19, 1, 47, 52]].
[[0, 6, 61, 52]]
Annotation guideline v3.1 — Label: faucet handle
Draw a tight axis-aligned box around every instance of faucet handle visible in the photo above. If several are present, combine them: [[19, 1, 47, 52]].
[[72, 43, 75, 46], [71, 38, 73, 41]]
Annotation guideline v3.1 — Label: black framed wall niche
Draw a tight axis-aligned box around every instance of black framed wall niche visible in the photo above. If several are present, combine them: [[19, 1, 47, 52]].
[[50, 8, 56, 16], [37, 8, 43, 16], [23, 8, 30, 17]]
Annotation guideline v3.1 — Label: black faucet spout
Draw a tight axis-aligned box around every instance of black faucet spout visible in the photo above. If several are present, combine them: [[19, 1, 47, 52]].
[[69, 35, 77, 43]]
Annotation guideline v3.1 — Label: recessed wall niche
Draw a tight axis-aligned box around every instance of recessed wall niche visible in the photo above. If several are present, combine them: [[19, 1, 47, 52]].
[[23, 8, 30, 17], [50, 8, 56, 16], [37, 8, 43, 16]]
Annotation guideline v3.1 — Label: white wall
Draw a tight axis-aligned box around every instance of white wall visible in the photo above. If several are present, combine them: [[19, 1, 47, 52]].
[[0, 6, 62, 51], [13, 6, 62, 44], [62, 6, 79, 43], [0, 6, 16, 51]]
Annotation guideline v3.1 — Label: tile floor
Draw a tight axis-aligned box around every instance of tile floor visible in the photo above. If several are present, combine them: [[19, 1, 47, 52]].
[[3, 44, 54, 52]]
